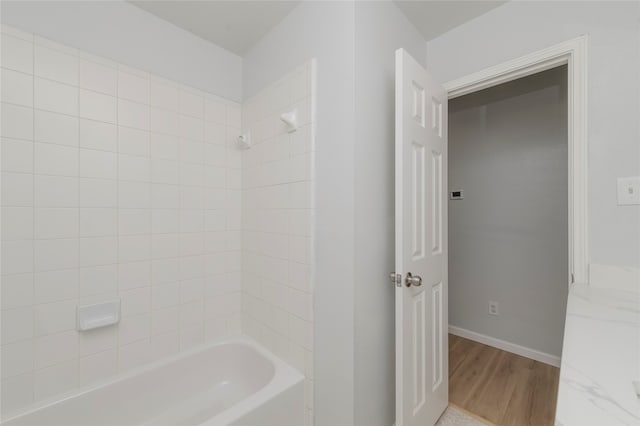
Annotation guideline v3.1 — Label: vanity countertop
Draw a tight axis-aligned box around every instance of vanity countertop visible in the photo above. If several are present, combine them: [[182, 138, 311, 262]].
[[556, 282, 640, 425]]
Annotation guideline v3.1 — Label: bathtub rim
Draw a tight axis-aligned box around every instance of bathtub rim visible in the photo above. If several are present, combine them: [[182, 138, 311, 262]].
[[1, 334, 304, 425], [198, 346, 304, 426]]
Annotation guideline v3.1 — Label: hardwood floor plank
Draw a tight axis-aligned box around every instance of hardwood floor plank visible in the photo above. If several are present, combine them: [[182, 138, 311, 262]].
[[527, 362, 560, 426], [500, 360, 536, 426], [448, 334, 559, 426], [449, 333, 461, 351], [467, 350, 535, 425], [462, 348, 504, 419], [449, 341, 500, 407], [449, 333, 474, 376]]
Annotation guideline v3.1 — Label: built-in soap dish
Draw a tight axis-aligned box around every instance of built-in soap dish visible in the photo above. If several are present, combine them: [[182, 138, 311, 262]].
[[77, 299, 121, 331]]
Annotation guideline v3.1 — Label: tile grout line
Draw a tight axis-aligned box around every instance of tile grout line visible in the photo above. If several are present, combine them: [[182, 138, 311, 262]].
[[145, 74, 152, 360], [30, 33, 37, 405], [75, 43, 81, 388], [115, 65, 121, 372]]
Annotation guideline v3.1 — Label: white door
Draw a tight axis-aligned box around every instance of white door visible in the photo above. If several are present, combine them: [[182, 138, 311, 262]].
[[395, 48, 448, 426]]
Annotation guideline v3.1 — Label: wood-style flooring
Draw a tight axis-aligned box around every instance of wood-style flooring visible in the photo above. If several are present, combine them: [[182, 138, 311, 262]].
[[448, 334, 560, 426]]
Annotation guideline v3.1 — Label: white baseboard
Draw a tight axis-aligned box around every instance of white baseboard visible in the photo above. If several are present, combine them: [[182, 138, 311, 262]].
[[449, 325, 561, 367]]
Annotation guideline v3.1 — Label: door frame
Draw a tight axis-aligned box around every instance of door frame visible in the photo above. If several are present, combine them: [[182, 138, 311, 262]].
[[442, 35, 589, 285]]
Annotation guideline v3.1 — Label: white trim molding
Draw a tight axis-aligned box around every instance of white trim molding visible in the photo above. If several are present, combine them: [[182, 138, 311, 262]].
[[449, 326, 561, 367], [443, 35, 589, 285]]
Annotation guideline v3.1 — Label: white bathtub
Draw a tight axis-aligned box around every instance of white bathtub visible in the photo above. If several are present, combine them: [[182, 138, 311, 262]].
[[2, 336, 304, 426]]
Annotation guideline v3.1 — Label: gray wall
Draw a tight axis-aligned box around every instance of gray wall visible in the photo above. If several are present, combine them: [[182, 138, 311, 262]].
[[449, 67, 568, 356], [1, 1, 243, 101], [427, 1, 640, 269]]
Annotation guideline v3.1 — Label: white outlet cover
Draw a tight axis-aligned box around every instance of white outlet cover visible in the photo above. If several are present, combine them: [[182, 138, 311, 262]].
[[617, 176, 640, 205]]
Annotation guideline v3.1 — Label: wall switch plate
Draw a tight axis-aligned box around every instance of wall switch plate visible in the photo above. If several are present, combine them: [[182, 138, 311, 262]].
[[617, 176, 640, 205], [488, 301, 499, 316]]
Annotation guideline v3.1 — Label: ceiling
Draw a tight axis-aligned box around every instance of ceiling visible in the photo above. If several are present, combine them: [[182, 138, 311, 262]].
[[394, 1, 508, 41], [131, 1, 507, 56], [130, 1, 301, 55]]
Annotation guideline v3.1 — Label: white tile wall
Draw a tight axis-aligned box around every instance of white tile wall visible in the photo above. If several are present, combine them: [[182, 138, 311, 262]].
[[240, 60, 316, 425], [0, 26, 242, 417]]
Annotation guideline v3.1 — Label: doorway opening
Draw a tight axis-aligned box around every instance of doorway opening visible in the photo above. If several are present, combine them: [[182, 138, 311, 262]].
[[446, 65, 568, 426], [393, 37, 587, 426]]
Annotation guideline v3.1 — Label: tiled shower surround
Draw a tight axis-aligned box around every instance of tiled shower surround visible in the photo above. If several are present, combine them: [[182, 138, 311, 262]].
[[240, 61, 315, 423], [0, 26, 244, 415], [0, 25, 316, 423]]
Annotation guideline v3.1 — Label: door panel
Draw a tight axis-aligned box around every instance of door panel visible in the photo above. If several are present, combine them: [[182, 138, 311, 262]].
[[395, 48, 448, 426], [412, 142, 425, 260], [412, 291, 426, 414], [431, 280, 443, 390], [431, 150, 443, 255]]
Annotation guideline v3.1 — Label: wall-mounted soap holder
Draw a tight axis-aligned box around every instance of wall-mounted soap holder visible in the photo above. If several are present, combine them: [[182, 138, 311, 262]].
[[77, 299, 121, 331], [280, 109, 298, 133]]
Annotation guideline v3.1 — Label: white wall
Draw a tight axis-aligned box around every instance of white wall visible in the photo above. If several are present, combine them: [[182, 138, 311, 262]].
[[0, 26, 243, 417], [353, 2, 426, 425], [426, 0, 640, 269], [243, 3, 428, 424], [449, 67, 568, 357], [243, 2, 356, 425], [1, 1, 242, 102], [241, 60, 315, 424]]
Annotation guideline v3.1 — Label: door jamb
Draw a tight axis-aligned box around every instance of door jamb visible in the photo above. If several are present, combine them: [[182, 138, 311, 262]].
[[442, 35, 589, 285]]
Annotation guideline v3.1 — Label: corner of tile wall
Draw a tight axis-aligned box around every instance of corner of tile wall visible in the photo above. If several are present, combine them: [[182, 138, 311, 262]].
[[240, 59, 316, 423]]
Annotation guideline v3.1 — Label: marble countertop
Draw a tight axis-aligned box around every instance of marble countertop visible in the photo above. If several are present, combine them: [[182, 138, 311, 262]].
[[556, 283, 640, 425]]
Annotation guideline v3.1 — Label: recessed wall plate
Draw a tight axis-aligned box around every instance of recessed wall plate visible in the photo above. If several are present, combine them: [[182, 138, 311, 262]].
[[488, 301, 499, 316], [450, 190, 464, 200]]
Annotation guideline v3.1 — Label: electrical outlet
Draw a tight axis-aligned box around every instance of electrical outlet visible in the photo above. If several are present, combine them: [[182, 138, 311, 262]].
[[488, 301, 499, 316]]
